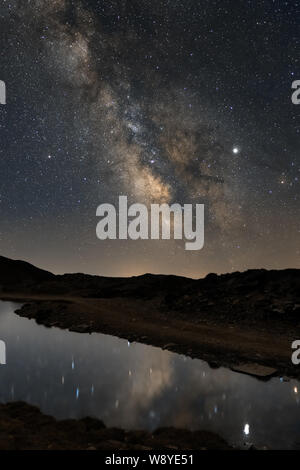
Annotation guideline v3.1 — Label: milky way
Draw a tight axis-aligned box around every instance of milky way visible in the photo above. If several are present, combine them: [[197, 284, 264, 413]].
[[0, 0, 299, 276]]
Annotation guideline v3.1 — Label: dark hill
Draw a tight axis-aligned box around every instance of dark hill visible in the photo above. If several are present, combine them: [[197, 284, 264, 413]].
[[164, 268, 300, 323], [0, 255, 54, 288], [0, 255, 299, 324]]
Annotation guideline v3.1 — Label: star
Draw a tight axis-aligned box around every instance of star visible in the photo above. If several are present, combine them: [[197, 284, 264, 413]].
[[0, 0, 298, 279]]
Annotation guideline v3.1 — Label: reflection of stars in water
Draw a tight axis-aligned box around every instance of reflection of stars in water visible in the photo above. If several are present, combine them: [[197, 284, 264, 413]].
[[243, 423, 250, 435]]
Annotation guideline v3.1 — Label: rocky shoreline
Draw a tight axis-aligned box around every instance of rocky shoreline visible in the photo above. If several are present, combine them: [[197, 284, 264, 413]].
[[0, 255, 300, 379], [0, 402, 231, 450], [6, 295, 297, 380]]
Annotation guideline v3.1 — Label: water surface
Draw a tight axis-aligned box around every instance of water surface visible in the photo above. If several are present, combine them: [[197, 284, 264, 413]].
[[0, 300, 299, 449]]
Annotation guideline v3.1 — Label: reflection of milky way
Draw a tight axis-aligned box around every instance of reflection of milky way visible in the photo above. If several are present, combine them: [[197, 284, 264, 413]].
[[0, 302, 300, 449], [0, 1, 299, 275]]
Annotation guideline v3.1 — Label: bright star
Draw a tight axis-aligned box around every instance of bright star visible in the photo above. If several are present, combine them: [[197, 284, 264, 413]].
[[233, 147, 239, 154]]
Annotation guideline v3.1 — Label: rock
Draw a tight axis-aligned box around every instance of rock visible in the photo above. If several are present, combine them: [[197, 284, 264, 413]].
[[231, 363, 277, 378], [131, 445, 153, 450], [104, 440, 127, 450], [163, 343, 176, 349], [280, 376, 290, 382], [69, 324, 90, 333], [0, 402, 232, 450]]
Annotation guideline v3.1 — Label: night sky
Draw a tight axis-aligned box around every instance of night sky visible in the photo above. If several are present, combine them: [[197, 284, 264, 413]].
[[0, 0, 299, 277]]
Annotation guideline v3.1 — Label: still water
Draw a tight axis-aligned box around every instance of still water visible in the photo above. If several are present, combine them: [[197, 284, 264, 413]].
[[0, 300, 299, 449]]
